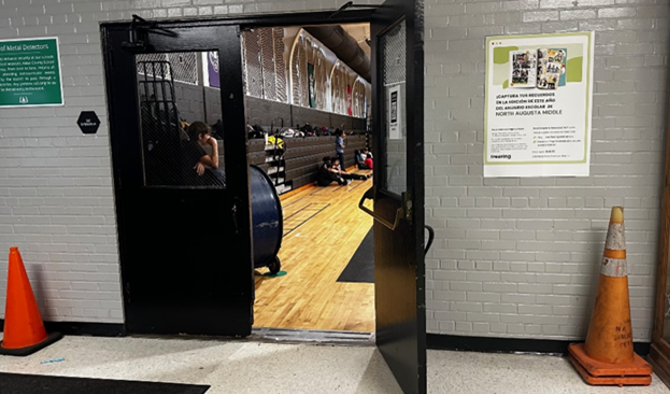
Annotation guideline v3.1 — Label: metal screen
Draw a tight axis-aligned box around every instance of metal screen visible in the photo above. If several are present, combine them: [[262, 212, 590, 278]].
[[242, 29, 264, 99], [260, 28, 276, 101], [273, 27, 288, 103], [137, 52, 198, 85], [242, 28, 288, 102]]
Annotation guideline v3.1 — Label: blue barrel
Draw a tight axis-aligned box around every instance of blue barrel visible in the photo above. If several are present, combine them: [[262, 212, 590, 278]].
[[250, 165, 283, 272]]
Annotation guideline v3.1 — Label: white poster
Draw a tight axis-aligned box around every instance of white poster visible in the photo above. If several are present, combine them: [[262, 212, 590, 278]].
[[484, 32, 594, 177], [388, 84, 401, 140]]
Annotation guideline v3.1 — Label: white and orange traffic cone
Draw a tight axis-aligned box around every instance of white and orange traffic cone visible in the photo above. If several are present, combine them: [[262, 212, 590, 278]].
[[568, 207, 652, 385]]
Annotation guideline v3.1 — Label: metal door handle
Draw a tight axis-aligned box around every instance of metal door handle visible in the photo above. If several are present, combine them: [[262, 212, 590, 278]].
[[358, 187, 403, 231], [424, 225, 435, 254]]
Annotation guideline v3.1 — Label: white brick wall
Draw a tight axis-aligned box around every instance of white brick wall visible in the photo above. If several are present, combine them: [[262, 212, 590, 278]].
[[0, 0, 667, 341], [425, 0, 669, 341]]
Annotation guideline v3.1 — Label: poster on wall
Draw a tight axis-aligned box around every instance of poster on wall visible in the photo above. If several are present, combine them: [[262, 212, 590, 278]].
[[207, 51, 220, 88], [484, 32, 594, 177], [0, 37, 64, 108], [388, 85, 401, 140], [307, 63, 316, 108], [347, 85, 352, 116]]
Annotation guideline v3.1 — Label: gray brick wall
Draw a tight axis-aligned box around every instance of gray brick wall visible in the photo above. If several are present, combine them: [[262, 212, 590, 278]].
[[425, 0, 669, 341], [0, 0, 666, 342], [0, 0, 123, 322]]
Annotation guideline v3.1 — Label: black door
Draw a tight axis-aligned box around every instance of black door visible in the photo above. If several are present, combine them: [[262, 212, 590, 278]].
[[362, 1, 427, 393], [101, 21, 253, 336]]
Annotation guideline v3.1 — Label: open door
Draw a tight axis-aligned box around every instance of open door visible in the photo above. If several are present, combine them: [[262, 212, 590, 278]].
[[361, 1, 427, 393], [101, 20, 253, 336]]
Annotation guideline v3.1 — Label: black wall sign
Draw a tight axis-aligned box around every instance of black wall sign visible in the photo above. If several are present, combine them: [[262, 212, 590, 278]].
[[77, 111, 100, 134]]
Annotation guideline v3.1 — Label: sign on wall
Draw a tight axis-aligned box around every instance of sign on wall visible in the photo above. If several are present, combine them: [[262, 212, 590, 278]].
[[484, 32, 594, 177], [77, 111, 100, 134], [0, 37, 64, 108], [388, 84, 402, 140]]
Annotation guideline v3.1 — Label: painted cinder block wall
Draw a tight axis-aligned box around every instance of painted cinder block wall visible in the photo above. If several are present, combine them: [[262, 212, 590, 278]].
[[423, 0, 670, 341], [0, 0, 668, 342]]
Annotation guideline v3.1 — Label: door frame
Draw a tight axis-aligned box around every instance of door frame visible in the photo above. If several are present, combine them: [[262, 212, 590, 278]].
[[236, 9, 427, 393], [99, 10, 375, 32], [101, 6, 427, 392], [100, 9, 379, 336]]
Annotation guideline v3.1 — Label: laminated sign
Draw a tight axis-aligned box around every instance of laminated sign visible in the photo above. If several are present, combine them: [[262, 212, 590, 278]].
[[484, 32, 594, 177], [388, 85, 401, 140], [0, 37, 64, 107]]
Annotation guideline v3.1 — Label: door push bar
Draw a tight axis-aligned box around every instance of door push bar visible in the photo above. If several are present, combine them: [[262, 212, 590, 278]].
[[358, 187, 436, 254], [358, 187, 403, 231]]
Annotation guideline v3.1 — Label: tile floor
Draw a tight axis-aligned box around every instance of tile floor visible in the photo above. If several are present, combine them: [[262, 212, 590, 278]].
[[0, 335, 668, 394]]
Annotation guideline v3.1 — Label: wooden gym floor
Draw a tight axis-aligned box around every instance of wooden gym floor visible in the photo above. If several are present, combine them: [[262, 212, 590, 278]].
[[253, 171, 375, 332]]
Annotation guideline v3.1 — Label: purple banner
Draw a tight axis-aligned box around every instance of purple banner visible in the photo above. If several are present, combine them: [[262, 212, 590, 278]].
[[208, 51, 220, 88]]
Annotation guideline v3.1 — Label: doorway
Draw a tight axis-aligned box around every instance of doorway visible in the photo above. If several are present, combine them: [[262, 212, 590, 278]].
[[101, 3, 426, 393], [242, 22, 376, 333]]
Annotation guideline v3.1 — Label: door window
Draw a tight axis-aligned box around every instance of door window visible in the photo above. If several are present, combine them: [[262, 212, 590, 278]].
[[136, 51, 226, 188], [381, 20, 407, 196]]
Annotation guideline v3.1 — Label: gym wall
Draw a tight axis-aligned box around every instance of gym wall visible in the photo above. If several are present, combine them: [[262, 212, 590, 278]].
[[0, 0, 667, 345]]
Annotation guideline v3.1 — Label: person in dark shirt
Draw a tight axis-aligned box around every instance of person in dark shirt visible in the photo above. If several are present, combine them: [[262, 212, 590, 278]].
[[331, 157, 370, 181], [184, 121, 225, 187], [316, 157, 347, 186]]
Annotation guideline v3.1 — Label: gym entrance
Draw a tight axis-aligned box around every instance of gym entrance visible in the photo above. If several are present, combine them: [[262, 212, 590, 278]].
[[101, 2, 427, 393]]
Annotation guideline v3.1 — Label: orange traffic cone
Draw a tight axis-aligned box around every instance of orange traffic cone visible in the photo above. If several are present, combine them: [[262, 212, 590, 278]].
[[568, 207, 652, 385], [0, 247, 62, 356]]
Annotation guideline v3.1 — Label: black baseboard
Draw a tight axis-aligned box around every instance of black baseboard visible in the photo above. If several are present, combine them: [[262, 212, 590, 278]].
[[427, 334, 650, 357], [0, 319, 126, 337], [0, 321, 650, 356]]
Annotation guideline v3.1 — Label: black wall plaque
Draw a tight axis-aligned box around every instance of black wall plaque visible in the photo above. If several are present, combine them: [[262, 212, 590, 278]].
[[77, 111, 100, 134]]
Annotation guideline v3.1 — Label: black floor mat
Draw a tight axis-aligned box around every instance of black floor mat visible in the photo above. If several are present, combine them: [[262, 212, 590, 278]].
[[0, 372, 210, 394], [337, 229, 373, 283]]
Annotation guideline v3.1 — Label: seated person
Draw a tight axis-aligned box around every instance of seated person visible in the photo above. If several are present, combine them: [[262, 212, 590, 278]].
[[332, 157, 370, 181], [355, 149, 369, 170], [184, 121, 226, 187], [363, 148, 374, 169], [316, 157, 347, 186]]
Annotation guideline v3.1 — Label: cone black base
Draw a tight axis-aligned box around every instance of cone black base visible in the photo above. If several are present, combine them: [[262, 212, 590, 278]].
[[0, 332, 63, 357]]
